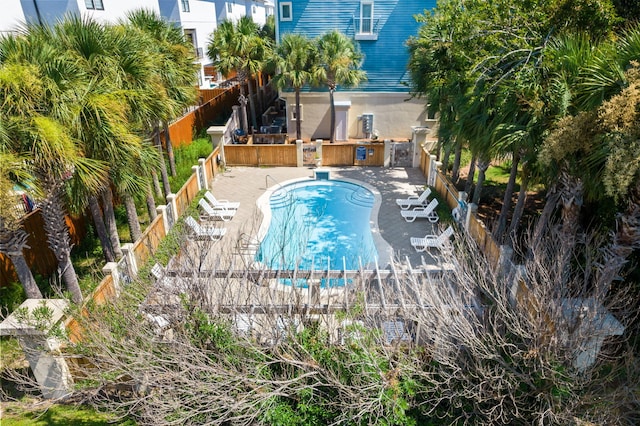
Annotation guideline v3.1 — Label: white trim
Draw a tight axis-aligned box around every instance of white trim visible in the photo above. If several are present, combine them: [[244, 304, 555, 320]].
[[279, 1, 292, 21]]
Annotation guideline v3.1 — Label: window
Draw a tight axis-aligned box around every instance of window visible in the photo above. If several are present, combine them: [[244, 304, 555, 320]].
[[181, 0, 190, 13], [252, 5, 257, 14], [184, 29, 199, 57], [279, 2, 292, 21], [290, 104, 303, 121], [227, 2, 233, 13], [359, 1, 374, 34], [85, 0, 104, 10]]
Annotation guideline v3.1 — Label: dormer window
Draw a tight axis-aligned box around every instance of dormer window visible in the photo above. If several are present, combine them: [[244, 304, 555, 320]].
[[360, 1, 373, 34], [355, 1, 377, 40]]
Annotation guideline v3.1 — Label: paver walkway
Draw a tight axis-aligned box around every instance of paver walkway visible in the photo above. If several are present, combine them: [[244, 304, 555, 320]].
[[201, 166, 446, 270]]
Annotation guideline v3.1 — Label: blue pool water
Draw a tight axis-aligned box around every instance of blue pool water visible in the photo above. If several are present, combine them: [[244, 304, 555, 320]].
[[256, 179, 377, 286]]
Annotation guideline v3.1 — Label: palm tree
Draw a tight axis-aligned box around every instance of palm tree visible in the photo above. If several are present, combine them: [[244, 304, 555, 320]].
[[1, 26, 108, 303], [312, 31, 366, 143], [126, 10, 198, 178], [271, 33, 315, 141], [208, 17, 270, 134]]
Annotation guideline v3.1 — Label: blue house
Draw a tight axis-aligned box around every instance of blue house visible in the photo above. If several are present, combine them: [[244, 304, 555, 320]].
[[275, 0, 436, 142]]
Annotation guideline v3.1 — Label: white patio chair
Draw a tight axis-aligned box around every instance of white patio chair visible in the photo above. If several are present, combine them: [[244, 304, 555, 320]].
[[204, 190, 240, 210], [400, 198, 439, 223], [410, 225, 454, 252], [198, 198, 236, 222], [185, 216, 226, 241], [395, 187, 432, 210]]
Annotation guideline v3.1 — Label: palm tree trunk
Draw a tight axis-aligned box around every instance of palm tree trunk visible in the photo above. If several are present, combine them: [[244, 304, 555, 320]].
[[471, 157, 490, 205], [123, 194, 142, 242], [0, 229, 42, 299], [329, 87, 336, 143], [151, 169, 162, 198], [594, 180, 640, 296], [146, 185, 157, 221], [40, 178, 82, 303], [154, 127, 171, 196], [464, 154, 477, 195], [295, 88, 302, 140], [101, 187, 123, 258], [164, 121, 177, 177], [451, 139, 462, 184], [238, 77, 249, 134], [495, 152, 520, 243], [507, 168, 530, 243], [558, 170, 583, 285], [441, 141, 452, 177], [529, 183, 560, 259], [246, 76, 258, 133], [88, 195, 115, 262]]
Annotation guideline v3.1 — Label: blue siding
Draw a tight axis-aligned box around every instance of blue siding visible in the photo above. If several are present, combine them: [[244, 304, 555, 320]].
[[276, 0, 436, 92]]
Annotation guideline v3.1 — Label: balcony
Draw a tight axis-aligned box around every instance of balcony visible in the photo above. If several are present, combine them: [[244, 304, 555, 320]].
[[351, 16, 380, 41]]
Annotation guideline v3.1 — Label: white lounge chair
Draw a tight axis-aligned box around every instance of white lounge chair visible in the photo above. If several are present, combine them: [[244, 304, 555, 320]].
[[395, 188, 432, 210], [185, 216, 226, 241], [204, 191, 240, 211], [198, 198, 236, 221], [410, 225, 454, 252], [400, 198, 439, 223]]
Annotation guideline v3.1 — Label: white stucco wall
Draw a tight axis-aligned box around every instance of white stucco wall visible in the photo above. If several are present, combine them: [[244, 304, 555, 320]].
[[165, 0, 217, 88], [0, 0, 26, 36], [75, 0, 161, 24], [281, 92, 433, 142]]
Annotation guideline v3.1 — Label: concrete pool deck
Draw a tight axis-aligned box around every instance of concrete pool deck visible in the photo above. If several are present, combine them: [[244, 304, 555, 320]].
[[199, 165, 446, 270]]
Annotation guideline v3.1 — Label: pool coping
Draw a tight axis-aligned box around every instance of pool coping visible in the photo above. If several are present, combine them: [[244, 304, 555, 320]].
[[255, 174, 394, 270]]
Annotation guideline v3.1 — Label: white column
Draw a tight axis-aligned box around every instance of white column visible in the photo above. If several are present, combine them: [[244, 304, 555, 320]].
[[157, 205, 170, 233], [295, 139, 303, 167], [0, 299, 73, 399], [383, 139, 392, 167], [102, 262, 120, 297], [198, 158, 208, 189], [192, 165, 202, 191], [207, 125, 227, 165], [121, 242, 138, 278]]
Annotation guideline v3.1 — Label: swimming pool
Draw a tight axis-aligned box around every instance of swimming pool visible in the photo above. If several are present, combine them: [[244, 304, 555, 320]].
[[256, 176, 390, 286]]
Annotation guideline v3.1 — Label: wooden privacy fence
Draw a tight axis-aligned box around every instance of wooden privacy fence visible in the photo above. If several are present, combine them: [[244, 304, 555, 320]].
[[224, 141, 386, 167], [420, 146, 501, 268], [225, 144, 298, 167], [162, 85, 241, 147], [0, 212, 85, 287], [323, 142, 385, 166]]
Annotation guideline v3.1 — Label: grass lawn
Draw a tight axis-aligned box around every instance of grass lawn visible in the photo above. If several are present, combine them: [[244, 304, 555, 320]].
[[1, 399, 135, 425]]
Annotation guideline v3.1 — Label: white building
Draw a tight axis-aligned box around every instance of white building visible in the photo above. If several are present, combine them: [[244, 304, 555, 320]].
[[159, 0, 218, 88], [0, 1, 230, 89], [212, 0, 273, 26]]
